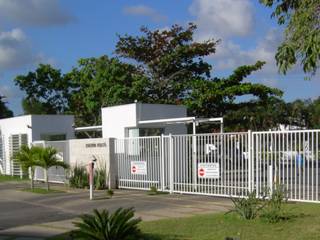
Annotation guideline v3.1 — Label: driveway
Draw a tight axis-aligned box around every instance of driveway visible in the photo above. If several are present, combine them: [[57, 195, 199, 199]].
[[0, 182, 232, 239]]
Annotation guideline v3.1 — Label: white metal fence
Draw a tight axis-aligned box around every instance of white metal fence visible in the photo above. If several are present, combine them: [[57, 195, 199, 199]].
[[115, 129, 320, 203]]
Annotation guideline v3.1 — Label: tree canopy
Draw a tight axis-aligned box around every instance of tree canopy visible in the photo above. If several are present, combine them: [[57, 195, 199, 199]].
[[261, 0, 320, 76], [0, 95, 13, 119], [14, 23, 290, 131], [116, 23, 219, 103]]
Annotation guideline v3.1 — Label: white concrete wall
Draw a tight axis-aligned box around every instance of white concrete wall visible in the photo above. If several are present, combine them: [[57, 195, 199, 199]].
[[0, 114, 75, 175], [0, 115, 32, 174], [102, 103, 188, 138], [102, 103, 137, 138]]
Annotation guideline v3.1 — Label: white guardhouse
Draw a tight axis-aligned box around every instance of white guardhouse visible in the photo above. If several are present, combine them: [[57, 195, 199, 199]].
[[101, 103, 188, 138], [0, 115, 75, 176]]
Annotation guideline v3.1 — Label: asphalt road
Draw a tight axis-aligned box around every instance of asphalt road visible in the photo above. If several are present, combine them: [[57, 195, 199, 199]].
[[0, 181, 232, 238]]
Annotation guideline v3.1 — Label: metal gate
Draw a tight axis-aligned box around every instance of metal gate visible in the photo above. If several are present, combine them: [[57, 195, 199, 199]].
[[252, 130, 320, 202], [115, 132, 250, 197], [115, 130, 320, 202]]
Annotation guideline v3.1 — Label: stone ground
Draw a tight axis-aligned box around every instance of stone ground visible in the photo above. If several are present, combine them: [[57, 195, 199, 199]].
[[0, 182, 232, 239]]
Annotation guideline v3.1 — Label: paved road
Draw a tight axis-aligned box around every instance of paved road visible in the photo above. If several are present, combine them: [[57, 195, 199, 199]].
[[0, 182, 232, 239]]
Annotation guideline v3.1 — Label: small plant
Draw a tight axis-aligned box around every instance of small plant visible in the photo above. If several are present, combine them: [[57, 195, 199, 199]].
[[94, 168, 107, 190], [69, 166, 89, 189], [228, 191, 265, 220], [106, 189, 114, 198], [148, 185, 158, 195], [72, 207, 141, 240], [261, 184, 289, 223]]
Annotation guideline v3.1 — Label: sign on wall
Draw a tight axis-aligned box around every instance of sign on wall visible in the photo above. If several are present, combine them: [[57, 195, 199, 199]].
[[131, 161, 147, 175], [198, 163, 220, 179]]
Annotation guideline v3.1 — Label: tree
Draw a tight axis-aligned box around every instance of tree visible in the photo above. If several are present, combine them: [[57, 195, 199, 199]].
[[67, 56, 146, 127], [14, 64, 73, 114], [14, 145, 42, 190], [185, 61, 283, 131], [0, 95, 13, 119], [116, 23, 220, 103], [260, 0, 320, 76], [37, 146, 69, 191]]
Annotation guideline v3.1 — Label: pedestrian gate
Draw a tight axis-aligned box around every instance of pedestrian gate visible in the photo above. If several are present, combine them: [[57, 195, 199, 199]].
[[115, 130, 320, 203]]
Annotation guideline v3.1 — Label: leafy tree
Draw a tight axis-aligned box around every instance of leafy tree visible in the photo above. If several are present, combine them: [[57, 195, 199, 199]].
[[14, 64, 73, 114], [73, 208, 141, 240], [13, 145, 42, 190], [67, 56, 146, 127], [37, 146, 69, 191], [116, 23, 219, 103], [185, 61, 283, 131], [261, 0, 320, 76], [309, 97, 320, 128], [0, 95, 13, 119]]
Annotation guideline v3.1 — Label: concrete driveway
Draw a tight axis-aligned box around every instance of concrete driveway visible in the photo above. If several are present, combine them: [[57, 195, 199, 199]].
[[0, 182, 232, 239]]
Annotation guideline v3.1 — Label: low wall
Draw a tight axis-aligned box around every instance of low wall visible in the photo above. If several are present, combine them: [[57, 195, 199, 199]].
[[33, 138, 117, 188]]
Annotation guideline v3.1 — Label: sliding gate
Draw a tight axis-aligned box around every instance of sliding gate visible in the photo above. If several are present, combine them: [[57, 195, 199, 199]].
[[115, 132, 250, 197], [115, 130, 320, 202]]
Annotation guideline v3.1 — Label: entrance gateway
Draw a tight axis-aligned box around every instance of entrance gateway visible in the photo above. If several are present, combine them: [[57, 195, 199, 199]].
[[116, 130, 320, 203], [0, 103, 319, 203]]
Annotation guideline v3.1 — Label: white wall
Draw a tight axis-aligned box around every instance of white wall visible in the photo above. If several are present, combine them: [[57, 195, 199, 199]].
[[102, 103, 137, 138], [102, 103, 188, 139], [0, 115, 32, 174], [0, 114, 75, 175]]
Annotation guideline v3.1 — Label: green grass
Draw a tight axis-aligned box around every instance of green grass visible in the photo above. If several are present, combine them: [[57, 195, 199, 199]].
[[0, 174, 27, 182], [21, 187, 65, 194], [139, 203, 320, 240], [48, 202, 320, 240]]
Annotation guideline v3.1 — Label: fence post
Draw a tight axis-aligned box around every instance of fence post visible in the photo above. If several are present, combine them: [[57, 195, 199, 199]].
[[169, 134, 174, 194], [160, 134, 165, 191], [106, 138, 118, 189], [268, 164, 273, 195], [248, 130, 252, 193]]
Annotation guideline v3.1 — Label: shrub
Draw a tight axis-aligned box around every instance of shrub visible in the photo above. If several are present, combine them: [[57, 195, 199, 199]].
[[69, 166, 89, 189], [72, 207, 141, 240], [148, 185, 158, 195], [228, 191, 265, 220], [94, 168, 107, 190], [69, 166, 107, 190], [106, 189, 114, 198], [261, 184, 289, 223]]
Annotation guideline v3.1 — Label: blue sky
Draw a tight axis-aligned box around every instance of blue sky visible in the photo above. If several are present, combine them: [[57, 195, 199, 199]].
[[0, 0, 319, 115]]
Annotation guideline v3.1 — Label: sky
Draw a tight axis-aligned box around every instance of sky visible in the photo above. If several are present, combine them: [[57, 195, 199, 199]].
[[0, 0, 319, 115]]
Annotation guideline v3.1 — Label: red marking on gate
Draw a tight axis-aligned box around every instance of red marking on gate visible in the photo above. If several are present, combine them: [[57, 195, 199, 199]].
[[198, 168, 205, 177], [132, 165, 137, 173]]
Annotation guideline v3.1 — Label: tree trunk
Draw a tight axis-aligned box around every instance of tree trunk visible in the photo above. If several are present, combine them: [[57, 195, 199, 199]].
[[45, 169, 50, 191]]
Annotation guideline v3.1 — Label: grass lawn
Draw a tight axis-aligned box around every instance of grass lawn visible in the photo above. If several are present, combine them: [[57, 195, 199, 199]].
[[140, 203, 320, 240], [21, 187, 65, 194], [0, 174, 27, 182], [49, 202, 320, 240]]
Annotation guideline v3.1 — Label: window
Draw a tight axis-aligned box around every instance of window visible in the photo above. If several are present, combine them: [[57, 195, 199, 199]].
[[40, 134, 66, 141], [126, 128, 164, 137]]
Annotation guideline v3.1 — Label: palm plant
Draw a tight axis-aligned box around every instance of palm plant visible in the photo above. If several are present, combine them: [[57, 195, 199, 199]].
[[13, 145, 42, 190], [37, 146, 69, 191], [73, 207, 141, 240]]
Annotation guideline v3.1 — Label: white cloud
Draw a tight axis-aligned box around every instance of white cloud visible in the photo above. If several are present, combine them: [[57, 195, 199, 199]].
[[0, 28, 35, 71], [0, 28, 53, 72], [0, 0, 74, 26], [0, 85, 19, 99], [212, 29, 282, 75], [123, 5, 167, 22], [189, 0, 254, 40]]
